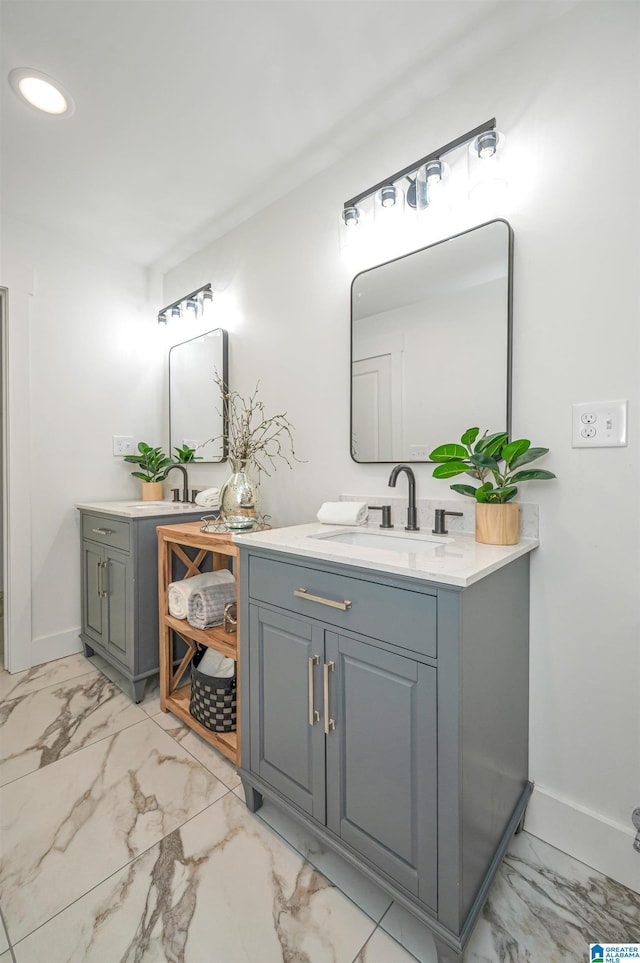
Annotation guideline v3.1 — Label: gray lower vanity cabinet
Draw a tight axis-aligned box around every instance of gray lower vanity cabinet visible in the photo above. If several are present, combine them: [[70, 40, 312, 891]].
[[238, 545, 532, 963], [78, 506, 203, 701]]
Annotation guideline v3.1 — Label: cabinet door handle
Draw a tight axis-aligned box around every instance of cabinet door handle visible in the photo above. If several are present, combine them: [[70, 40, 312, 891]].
[[308, 655, 320, 726], [92, 528, 114, 536], [323, 660, 336, 734], [96, 560, 102, 598], [294, 588, 352, 611], [100, 560, 108, 599]]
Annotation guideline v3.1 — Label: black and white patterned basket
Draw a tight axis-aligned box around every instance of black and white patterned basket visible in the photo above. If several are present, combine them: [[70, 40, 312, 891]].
[[189, 648, 237, 733]]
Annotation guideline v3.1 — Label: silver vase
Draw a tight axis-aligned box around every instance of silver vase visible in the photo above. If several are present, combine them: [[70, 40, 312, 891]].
[[220, 459, 258, 529]]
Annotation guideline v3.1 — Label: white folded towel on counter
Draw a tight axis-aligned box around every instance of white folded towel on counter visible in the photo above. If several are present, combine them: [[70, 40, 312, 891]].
[[316, 501, 368, 526], [194, 487, 221, 509], [168, 569, 234, 620], [187, 578, 237, 630], [196, 648, 235, 679]]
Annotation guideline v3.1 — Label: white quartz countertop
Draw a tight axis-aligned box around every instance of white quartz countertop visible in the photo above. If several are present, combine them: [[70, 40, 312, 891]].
[[76, 500, 210, 519], [232, 522, 538, 588]]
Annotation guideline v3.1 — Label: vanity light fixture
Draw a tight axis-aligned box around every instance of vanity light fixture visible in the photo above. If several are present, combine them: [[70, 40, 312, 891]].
[[8, 67, 75, 117], [340, 118, 504, 246], [157, 283, 213, 325]]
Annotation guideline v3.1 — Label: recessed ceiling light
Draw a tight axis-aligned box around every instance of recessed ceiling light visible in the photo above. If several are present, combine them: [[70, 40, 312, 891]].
[[8, 67, 75, 117]]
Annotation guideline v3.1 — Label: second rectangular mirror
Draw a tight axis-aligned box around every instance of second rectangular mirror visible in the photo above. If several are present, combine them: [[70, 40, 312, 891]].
[[169, 328, 228, 463]]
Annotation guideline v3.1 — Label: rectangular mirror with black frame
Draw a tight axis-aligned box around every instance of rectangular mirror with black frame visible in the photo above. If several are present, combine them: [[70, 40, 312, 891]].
[[350, 219, 513, 463], [169, 327, 228, 463]]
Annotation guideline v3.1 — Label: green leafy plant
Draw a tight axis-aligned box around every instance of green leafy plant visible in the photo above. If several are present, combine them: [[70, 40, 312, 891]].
[[124, 442, 172, 482], [429, 428, 556, 503], [173, 444, 202, 464]]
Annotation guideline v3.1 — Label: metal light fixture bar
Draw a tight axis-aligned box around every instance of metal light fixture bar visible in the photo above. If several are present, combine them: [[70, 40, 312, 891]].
[[157, 283, 212, 324], [343, 118, 497, 211]]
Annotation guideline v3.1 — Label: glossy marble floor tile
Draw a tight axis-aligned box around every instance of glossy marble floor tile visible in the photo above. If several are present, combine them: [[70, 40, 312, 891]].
[[152, 710, 242, 790], [0, 716, 226, 944], [12, 792, 377, 963], [1, 654, 638, 963], [0, 667, 146, 786], [379, 831, 640, 963], [255, 797, 393, 923], [0, 653, 90, 701]]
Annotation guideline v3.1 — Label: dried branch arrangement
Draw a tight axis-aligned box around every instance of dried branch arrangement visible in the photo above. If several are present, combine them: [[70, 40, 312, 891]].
[[211, 374, 302, 477]]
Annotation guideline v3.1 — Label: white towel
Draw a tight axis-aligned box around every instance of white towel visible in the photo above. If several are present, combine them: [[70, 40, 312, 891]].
[[188, 579, 237, 630], [197, 648, 235, 679], [168, 569, 234, 619], [317, 501, 368, 526], [195, 487, 221, 509]]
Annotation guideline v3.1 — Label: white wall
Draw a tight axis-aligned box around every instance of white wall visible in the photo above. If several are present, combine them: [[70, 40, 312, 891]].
[[163, 2, 639, 889], [1, 215, 162, 668]]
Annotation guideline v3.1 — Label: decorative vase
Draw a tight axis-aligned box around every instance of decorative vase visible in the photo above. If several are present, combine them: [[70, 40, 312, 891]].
[[475, 502, 519, 545], [220, 459, 257, 529], [141, 481, 164, 502]]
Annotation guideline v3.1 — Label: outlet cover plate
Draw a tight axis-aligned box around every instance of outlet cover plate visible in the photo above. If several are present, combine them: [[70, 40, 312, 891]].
[[113, 435, 134, 456], [572, 401, 627, 448]]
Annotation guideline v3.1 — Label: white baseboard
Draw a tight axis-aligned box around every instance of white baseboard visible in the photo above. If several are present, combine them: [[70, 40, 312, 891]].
[[31, 627, 82, 668], [525, 784, 639, 893]]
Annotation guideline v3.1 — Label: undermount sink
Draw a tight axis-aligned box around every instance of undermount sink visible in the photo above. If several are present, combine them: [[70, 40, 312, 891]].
[[311, 529, 447, 554]]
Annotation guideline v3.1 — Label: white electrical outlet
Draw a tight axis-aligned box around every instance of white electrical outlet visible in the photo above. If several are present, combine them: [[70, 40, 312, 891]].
[[571, 401, 628, 448], [409, 444, 431, 459], [113, 435, 134, 456]]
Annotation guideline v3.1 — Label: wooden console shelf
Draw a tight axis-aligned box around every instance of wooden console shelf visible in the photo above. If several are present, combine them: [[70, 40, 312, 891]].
[[157, 522, 240, 765]]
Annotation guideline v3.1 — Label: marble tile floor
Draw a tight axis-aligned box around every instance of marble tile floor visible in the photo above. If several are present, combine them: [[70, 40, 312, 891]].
[[0, 655, 638, 963]]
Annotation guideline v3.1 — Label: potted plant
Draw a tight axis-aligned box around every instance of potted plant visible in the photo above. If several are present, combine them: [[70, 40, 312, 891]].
[[429, 428, 556, 544], [124, 442, 173, 501], [210, 376, 301, 528], [173, 444, 202, 463]]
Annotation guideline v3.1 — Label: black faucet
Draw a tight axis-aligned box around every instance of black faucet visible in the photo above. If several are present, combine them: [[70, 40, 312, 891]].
[[162, 464, 189, 503], [432, 509, 463, 535], [388, 464, 419, 531]]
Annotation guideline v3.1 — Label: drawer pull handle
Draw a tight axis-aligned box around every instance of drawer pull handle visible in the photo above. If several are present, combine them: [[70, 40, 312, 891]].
[[92, 528, 114, 536], [323, 660, 336, 734], [294, 588, 352, 611], [308, 655, 320, 726]]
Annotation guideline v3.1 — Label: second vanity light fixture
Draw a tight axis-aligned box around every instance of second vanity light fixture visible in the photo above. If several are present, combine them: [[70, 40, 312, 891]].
[[157, 283, 213, 325], [340, 118, 505, 246]]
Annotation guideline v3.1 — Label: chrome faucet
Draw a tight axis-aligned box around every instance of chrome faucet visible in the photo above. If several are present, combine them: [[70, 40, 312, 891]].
[[162, 464, 189, 503], [388, 464, 419, 531]]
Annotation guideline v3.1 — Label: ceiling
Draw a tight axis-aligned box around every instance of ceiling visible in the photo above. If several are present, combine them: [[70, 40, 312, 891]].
[[0, 1, 575, 270]]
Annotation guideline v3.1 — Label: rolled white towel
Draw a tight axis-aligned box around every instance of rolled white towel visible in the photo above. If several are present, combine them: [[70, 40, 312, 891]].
[[197, 648, 235, 679], [168, 569, 234, 619], [195, 487, 221, 509], [317, 501, 368, 526]]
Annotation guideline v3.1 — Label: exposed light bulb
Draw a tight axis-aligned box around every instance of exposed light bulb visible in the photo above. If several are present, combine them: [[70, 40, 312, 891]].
[[342, 206, 360, 227], [379, 186, 398, 208], [475, 131, 498, 159], [425, 160, 443, 185]]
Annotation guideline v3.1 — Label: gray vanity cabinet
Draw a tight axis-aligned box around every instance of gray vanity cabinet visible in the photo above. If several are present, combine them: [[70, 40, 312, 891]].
[[239, 545, 532, 963], [79, 507, 202, 701], [81, 537, 132, 669], [248, 604, 438, 904]]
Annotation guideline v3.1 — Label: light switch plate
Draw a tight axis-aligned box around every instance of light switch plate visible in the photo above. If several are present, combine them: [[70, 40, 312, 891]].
[[571, 400, 628, 448]]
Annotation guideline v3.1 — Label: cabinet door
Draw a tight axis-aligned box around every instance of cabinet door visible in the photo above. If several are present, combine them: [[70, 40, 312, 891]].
[[103, 548, 133, 670], [249, 604, 326, 822], [325, 632, 437, 909], [82, 541, 105, 645]]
